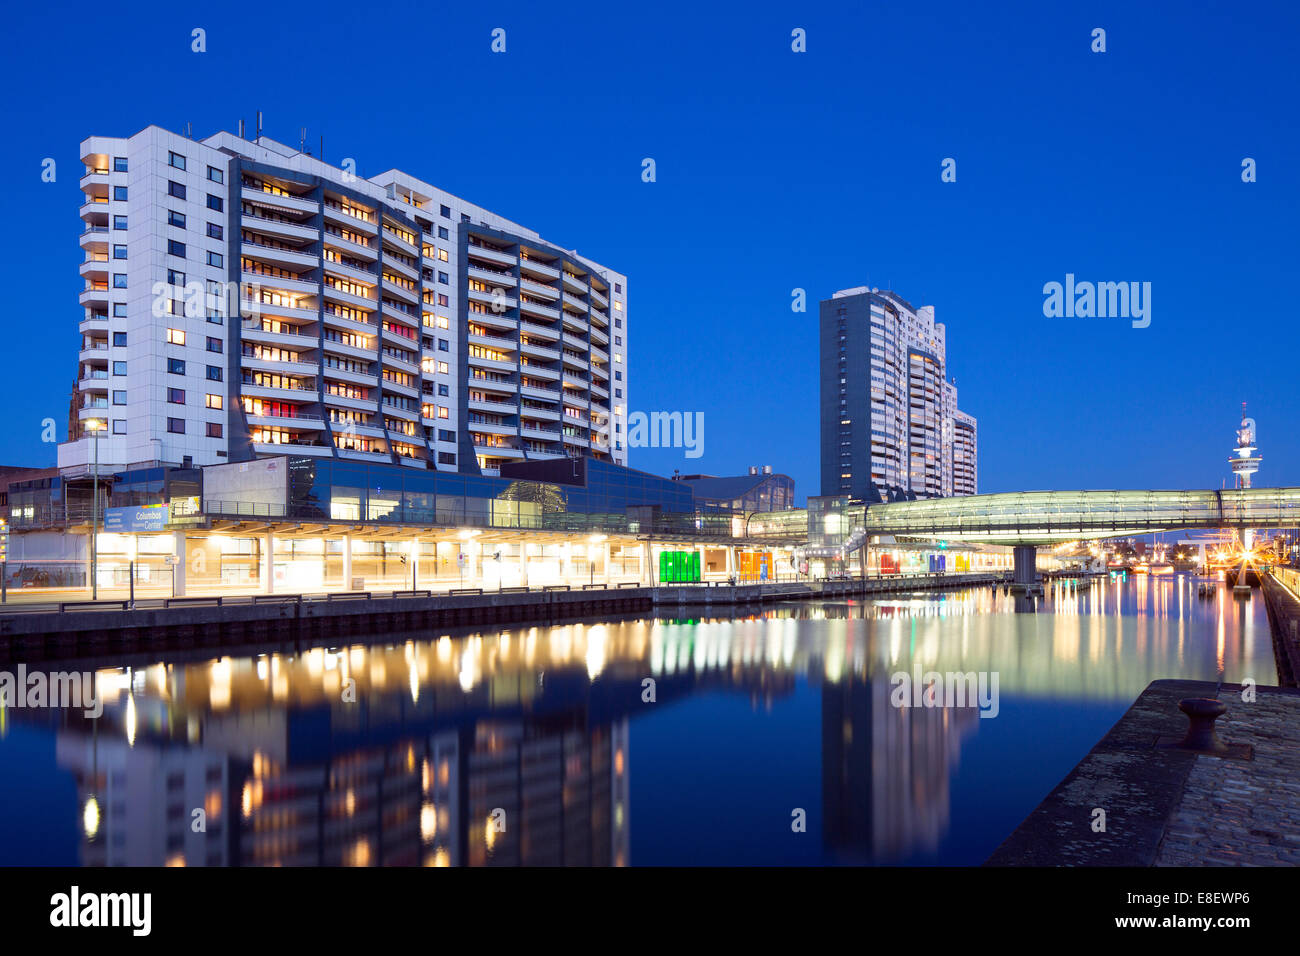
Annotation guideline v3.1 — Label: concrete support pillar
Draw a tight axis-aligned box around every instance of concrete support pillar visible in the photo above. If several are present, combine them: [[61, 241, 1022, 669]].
[[173, 532, 187, 597], [1013, 545, 1037, 586], [467, 543, 478, 586], [603, 541, 611, 585], [642, 542, 653, 586], [343, 534, 353, 590], [520, 544, 529, 588], [262, 530, 274, 594]]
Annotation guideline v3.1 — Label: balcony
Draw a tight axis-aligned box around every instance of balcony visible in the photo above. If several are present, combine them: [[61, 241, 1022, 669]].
[[241, 186, 318, 217], [79, 226, 109, 250], [519, 297, 560, 321], [589, 286, 609, 308], [242, 381, 321, 403], [79, 257, 109, 280], [468, 263, 516, 287], [381, 377, 421, 400], [242, 297, 318, 325], [242, 353, 318, 377], [520, 340, 559, 361], [520, 423, 560, 440], [519, 404, 560, 422], [323, 230, 378, 261], [381, 226, 419, 258], [561, 353, 589, 374], [254, 441, 333, 457], [467, 418, 516, 437], [241, 213, 318, 243], [468, 287, 517, 311], [323, 256, 378, 288], [468, 330, 518, 352], [469, 395, 519, 415], [79, 285, 109, 307], [242, 241, 320, 271], [467, 310, 517, 333], [518, 256, 560, 280], [561, 292, 589, 313], [520, 383, 560, 401], [469, 353, 518, 374], [519, 319, 560, 342], [322, 283, 376, 313], [79, 197, 110, 222], [520, 277, 559, 300], [79, 169, 111, 190], [323, 391, 375, 414], [245, 412, 327, 432], [242, 271, 318, 298], [472, 443, 524, 459], [337, 448, 393, 463], [519, 363, 560, 381], [561, 311, 589, 334], [323, 202, 378, 233], [561, 272, 588, 295], [466, 242, 517, 268], [385, 254, 420, 283]]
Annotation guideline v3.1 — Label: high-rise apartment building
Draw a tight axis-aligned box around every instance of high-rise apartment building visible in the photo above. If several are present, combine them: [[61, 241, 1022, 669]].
[[63, 125, 628, 477], [819, 287, 977, 501]]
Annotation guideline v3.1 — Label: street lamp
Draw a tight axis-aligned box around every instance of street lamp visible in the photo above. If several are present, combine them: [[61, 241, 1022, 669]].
[[85, 419, 105, 600]]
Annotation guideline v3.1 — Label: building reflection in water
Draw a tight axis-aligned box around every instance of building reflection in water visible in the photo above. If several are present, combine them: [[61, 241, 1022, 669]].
[[11, 575, 1272, 866]]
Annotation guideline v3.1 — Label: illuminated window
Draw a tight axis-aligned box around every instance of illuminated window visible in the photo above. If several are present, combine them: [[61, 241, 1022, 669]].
[[205, 394, 222, 410], [167, 328, 186, 345]]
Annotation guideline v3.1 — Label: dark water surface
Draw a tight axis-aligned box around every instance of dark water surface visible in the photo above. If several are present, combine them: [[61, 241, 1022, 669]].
[[0, 575, 1276, 866]]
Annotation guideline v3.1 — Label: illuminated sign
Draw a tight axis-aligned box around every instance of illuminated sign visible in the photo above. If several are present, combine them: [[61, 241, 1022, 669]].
[[103, 504, 167, 533]]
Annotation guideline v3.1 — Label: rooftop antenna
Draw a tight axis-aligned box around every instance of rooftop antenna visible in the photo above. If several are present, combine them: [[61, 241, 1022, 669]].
[[256, 110, 263, 141], [238, 118, 245, 138], [300, 127, 306, 153]]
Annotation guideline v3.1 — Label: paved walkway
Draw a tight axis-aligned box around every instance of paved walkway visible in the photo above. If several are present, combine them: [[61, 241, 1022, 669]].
[[987, 679, 1300, 866], [1154, 688, 1300, 865]]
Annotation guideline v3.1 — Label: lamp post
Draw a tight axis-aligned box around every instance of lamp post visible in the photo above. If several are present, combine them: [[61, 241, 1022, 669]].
[[87, 419, 104, 601]]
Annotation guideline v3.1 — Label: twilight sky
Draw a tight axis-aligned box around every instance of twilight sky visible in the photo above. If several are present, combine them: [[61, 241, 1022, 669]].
[[1, 0, 1296, 501]]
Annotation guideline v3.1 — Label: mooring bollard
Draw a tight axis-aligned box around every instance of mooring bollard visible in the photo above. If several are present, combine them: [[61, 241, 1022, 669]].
[[1170, 698, 1229, 753], [1156, 696, 1252, 759]]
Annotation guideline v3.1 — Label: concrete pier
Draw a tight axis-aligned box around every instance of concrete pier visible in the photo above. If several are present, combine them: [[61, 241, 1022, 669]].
[[1259, 572, 1300, 688], [986, 679, 1300, 866], [0, 572, 1002, 663]]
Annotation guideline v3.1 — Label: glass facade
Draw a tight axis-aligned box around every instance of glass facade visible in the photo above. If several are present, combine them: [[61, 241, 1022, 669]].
[[201, 456, 733, 537]]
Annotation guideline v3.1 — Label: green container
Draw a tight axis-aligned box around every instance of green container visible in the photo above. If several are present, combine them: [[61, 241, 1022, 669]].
[[659, 550, 700, 583]]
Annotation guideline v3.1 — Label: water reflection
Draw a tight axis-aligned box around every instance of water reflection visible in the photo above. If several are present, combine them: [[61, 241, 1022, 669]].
[[0, 576, 1275, 866]]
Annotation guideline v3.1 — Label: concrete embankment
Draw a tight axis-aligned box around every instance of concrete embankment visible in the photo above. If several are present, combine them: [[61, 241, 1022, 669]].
[[0, 572, 1000, 663], [986, 679, 1300, 866], [1259, 574, 1300, 688]]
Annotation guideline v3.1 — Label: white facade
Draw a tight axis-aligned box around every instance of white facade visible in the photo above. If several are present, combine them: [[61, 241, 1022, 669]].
[[823, 287, 976, 500], [62, 125, 628, 477]]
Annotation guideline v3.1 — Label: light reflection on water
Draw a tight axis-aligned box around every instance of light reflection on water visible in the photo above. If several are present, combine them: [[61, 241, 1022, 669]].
[[0, 575, 1276, 866]]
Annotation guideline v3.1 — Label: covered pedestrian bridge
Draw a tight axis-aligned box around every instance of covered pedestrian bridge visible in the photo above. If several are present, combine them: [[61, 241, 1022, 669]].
[[855, 488, 1300, 545]]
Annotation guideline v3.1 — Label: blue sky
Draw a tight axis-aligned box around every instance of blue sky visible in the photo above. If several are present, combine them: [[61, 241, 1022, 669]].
[[1, 0, 1296, 500]]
